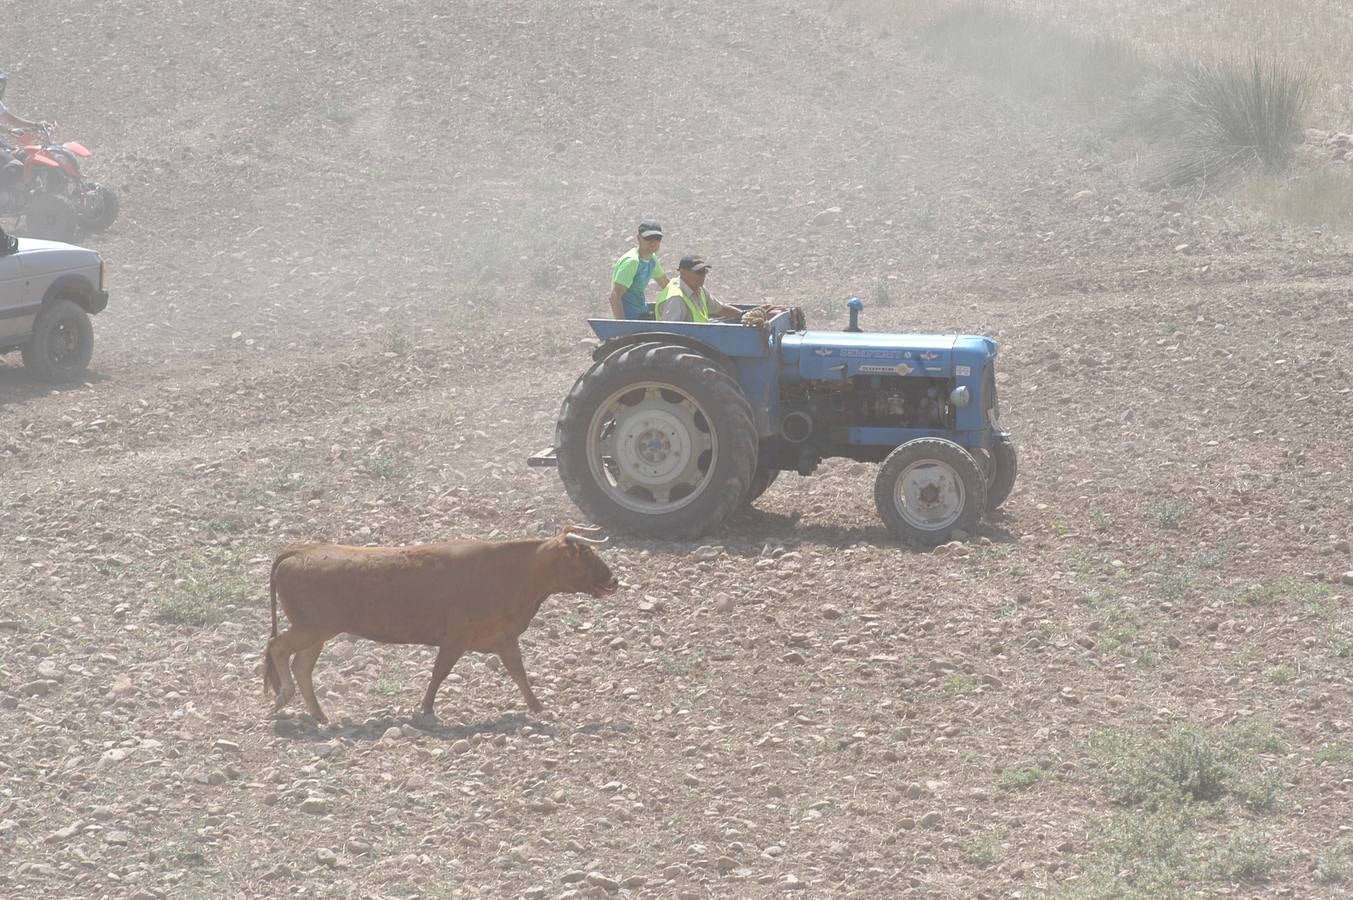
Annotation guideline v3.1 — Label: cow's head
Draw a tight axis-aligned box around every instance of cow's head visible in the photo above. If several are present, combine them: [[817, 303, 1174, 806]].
[[549, 525, 619, 598]]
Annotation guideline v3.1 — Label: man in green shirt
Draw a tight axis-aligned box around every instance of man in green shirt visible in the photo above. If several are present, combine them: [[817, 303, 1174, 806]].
[[608, 220, 670, 319], [654, 255, 742, 323]]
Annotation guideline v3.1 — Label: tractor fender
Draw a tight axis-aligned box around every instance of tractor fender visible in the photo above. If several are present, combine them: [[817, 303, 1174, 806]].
[[592, 331, 737, 375]]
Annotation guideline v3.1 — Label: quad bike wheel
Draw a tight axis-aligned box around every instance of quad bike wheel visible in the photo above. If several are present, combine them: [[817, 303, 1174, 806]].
[[25, 193, 78, 243], [79, 184, 119, 233], [556, 343, 757, 539], [21, 299, 94, 383], [874, 438, 987, 545]]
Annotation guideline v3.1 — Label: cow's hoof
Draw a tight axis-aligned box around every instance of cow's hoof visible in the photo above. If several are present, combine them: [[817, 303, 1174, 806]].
[[411, 711, 439, 730]]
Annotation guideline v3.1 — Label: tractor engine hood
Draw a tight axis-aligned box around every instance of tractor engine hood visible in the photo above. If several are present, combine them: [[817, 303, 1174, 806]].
[[779, 331, 997, 381]]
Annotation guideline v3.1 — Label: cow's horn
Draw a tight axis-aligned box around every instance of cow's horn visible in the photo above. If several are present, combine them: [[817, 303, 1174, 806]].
[[564, 532, 609, 546], [566, 524, 607, 535]]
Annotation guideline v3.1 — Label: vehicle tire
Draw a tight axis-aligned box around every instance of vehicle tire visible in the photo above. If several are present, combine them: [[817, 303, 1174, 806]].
[[556, 343, 757, 539], [21, 299, 94, 383], [982, 432, 1018, 511], [874, 438, 987, 546], [79, 184, 119, 233], [742, 467, 779, 506], [25, 193, 78, 243]]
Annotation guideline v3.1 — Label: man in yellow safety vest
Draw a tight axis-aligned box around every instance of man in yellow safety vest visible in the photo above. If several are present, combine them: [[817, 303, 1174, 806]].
[[654, 255, 742, 323]]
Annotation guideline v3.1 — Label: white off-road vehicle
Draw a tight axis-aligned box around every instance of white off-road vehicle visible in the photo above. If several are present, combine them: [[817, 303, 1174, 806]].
[[0, 226, 107, 382]]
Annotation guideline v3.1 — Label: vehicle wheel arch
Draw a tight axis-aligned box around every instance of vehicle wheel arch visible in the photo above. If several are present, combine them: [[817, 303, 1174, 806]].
[[41, 274, 96, 313]]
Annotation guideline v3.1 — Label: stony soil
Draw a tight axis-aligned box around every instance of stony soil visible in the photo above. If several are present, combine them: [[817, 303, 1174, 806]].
[[2, 1, 1350, 898]]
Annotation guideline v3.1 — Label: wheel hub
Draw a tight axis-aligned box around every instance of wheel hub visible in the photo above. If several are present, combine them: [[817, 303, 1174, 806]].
[[586, 383, 718, 513], [615, 410, 690, 485], [895, 460, 966, 530], [50, 323, 77, 363]]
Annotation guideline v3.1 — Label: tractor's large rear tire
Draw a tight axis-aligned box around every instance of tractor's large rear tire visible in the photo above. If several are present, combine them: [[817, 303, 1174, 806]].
[[981, 432, 1018, 511], [556, 343, 757, 539], [742, 467, 779, 506], [874, 438, 986, 546]]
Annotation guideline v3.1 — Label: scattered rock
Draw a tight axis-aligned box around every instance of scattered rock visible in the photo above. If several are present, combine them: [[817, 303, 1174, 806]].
[[586, 872, 620, 891], [810, 207, 842, 226], [19, 679, 57, 697], [108, 674, 135, 698]]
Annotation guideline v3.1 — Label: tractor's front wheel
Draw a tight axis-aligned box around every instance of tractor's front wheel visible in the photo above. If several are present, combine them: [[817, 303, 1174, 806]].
[[556, 343, 757, 539], [874, 438, 986, 545], [742, 467, 779, 507]]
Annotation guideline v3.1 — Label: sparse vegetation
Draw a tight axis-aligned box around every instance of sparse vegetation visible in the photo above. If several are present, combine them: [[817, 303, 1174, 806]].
[[997, 765, 1045, 791], [941, 672, 974, 692], [364, 449, 398, 479], [1246, 169, 1353, 231], [1316, 837, 1353, 883], [1145, 500, 1189, 529], [1093, 725, 1283, 810], [871, 275, 894, 307], [155, 557, 251, 627], [1203, 831, 1274, 881], [1266, 665, 1293, 685], [1131, 57, 1311, 189], [381, 322, 411, 355]]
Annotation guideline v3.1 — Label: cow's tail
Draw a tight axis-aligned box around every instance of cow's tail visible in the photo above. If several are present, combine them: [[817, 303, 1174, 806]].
[[263, 548, 304, 697]]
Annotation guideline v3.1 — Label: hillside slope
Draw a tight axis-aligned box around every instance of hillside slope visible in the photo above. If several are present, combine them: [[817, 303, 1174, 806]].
[[2, 1, 1350, 897]]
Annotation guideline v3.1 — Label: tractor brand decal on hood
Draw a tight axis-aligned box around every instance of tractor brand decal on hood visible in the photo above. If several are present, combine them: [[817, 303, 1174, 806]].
[[919, 351, 939, 361], [859, 363, 914, 375], [813, 348, 833, 357], [839, 348, 906, 359]]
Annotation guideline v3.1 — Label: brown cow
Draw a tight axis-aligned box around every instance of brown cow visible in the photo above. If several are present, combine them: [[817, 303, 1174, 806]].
[[263, 525, 618, 724]]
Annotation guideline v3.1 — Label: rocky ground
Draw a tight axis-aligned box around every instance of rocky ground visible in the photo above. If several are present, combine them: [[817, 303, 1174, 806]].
[[2, 0, 1351, 897]]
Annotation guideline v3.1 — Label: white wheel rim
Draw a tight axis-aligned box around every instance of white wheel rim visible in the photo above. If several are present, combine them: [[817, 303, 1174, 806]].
[[586, 382, 718, 514], [893, 458, 967, 531]]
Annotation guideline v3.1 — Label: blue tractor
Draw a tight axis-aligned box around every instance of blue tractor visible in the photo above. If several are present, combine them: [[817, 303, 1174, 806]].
[[530, 300, 1016, 546]]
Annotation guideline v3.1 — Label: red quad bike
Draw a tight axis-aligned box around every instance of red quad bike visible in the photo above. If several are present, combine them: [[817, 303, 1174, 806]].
[[0, 123, 119, 242]]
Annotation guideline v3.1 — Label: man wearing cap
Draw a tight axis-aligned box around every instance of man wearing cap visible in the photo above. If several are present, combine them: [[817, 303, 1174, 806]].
[[654, 255, 742, 324], [607, 220, 670, 319]]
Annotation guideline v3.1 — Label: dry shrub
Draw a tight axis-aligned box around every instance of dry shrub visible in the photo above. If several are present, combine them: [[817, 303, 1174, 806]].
[[1128, 56, 1311, 189], [1245, 168, 1353, 230]]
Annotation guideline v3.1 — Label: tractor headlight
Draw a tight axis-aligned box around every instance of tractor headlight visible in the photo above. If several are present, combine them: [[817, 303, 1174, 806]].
[[949, 385, 971, 408]]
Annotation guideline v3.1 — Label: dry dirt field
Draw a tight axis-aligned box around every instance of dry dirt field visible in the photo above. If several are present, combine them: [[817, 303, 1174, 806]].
[[2, 1, 1351, 898]]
